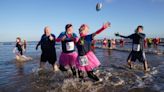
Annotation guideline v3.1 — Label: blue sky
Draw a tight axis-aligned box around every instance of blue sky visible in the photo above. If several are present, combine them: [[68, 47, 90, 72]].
[[0, 0, 164, 42]]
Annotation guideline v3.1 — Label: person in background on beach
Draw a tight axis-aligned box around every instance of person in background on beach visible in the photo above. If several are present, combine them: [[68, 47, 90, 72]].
[[108, 39, 111, 48], [76, 22, 110, 81], [153, 38, 160, 49], [157, 38, 161, 48], [111, 39, 116, 48], [153, 38, 157, 48], [147, 38, 152, 48], [91, 40, 96, 51], [120, 38, 125, 47], [36, 26, 58, 71], [103, 38, 108, 47], [144, 38, 147, 48], [13, 37, 24, 56], [115, 25, 149, 71], [23, 40, 27, 52], [56, 24, 78, 77]]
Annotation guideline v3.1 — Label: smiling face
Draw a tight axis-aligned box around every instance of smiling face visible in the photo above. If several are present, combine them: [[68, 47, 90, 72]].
[[79, 24, 89, 36], [138, 27, 143, 33], [67, 26, 73, 34], [44, 26, 51, 36], [16, 37, 21, 43], [136, 25, 143, 33]]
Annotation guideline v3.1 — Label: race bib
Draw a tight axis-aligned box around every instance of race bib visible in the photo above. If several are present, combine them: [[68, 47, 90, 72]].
[[133, 44, 140, 51], [66, 42, 74, 51], [79, 56, 89, 66]]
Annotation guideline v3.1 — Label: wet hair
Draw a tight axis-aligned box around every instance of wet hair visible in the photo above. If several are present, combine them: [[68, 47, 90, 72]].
[[135, 25, 143, 33], [65, 24, 72, 31]]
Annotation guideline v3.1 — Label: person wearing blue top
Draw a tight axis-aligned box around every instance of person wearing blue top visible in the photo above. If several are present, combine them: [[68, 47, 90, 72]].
[[76, 22, 110, 81], [56, 24, 78, 77]]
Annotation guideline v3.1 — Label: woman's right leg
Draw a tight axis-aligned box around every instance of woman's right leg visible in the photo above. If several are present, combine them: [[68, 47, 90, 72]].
[[87, 71, 99, 81], [70, 66, 77, 77]]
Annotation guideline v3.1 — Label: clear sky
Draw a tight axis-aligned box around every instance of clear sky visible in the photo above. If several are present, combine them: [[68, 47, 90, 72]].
[[0, 0, 164, 42]]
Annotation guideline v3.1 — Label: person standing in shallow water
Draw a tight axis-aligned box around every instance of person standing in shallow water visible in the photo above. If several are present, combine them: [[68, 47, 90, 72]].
[[56, 24, 78, 77], [14, 37, 24, 56], [36, 26, 58, 71], [76, 22, 110, 81], [115, 25, 149, 71]]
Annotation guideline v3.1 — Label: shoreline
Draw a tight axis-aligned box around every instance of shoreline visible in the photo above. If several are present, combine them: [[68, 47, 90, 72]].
[[96, 46, 164, 55]]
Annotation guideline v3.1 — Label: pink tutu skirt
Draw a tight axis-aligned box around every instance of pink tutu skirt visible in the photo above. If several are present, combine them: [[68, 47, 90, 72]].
[[76, 51, 101, 72], [59, 52, 78, 67]]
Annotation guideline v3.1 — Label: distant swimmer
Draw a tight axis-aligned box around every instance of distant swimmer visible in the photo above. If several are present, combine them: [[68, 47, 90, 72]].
[[36, 26, 58, 71], [115, 25, 149, 72], [76, 22, 111, 81]]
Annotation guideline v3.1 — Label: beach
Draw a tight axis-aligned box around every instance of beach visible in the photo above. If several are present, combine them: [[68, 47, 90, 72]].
[[0, 41, 164, 92]]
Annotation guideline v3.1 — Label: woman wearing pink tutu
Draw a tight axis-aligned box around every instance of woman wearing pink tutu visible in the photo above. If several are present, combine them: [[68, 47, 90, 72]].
[[76, 22, 111, 81], [56, 24, 78, 76]]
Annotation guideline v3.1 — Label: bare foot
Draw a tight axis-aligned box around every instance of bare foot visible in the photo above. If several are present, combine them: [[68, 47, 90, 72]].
[[53, 64, 59, 72]]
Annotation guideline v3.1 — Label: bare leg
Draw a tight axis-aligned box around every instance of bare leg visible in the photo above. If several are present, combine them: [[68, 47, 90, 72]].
[[40, 62, 46, 69], [53, 63, 59, 71], [127, 59, 132, 69], [144, 61, 149, 71]]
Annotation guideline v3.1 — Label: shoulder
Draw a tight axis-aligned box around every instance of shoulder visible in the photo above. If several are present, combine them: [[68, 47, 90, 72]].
[[60, 32, 66, 35], [72, 33, 78, 37], [41, 34, 46, 38], [85, 34, 93, 40], [59, 32, 66, 36], [140, 33, 145, 36], [51, 34, 56, 37]]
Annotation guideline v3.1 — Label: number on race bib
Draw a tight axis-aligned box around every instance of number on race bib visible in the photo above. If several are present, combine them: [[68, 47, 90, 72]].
[[66, 42, 74, 51], [79, 56, 89, 66], [133, 44, 140, 51]]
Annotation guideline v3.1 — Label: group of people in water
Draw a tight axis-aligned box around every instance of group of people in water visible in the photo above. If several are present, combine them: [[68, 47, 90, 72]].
[[14, 23, 150, 82], [100, 36, 161, 49], [144, 37, 161, 48]]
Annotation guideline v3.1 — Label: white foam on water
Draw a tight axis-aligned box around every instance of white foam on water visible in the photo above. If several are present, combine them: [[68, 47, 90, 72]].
[[153, 84, 162, 91], [134, 75, 145, 88], [150, 67, 158, 75]]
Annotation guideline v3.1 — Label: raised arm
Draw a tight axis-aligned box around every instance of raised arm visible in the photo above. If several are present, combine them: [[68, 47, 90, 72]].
[[119, 35, 130, 38], [115, 33, 133, 39], [92, 22, 111, 37]]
